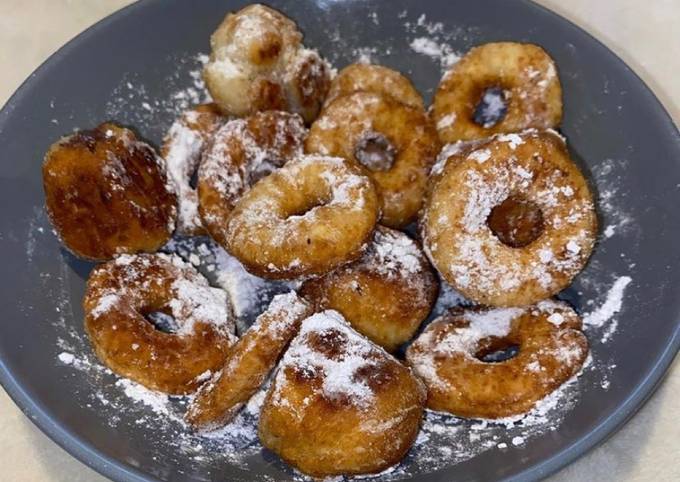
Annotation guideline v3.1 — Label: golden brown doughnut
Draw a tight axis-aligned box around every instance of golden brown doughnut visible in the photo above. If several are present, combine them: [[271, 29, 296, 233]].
[[433, 42, 562, 143], [421, 129, 597, 307], [42, 123, 177, 260], [83, 253, 236, 394], [185, 292, 312, 430], [203, 4, 331, 122], [258, 310, 426, 477], [300, 226, 437, 352], [197, 110, 307, 248], [406, 300, 588, 419], [306, 92, 440, 228], [324, 63, 424, 109], [161, 103, 224, 236], [224, 155, 379, 279]]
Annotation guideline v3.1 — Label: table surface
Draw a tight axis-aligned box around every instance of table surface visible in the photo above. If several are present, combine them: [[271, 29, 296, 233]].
[[1, 1, 678, 481]]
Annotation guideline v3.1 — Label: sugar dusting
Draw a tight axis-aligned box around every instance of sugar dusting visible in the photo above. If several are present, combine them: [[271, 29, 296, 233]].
[[105, 53, 211, 139], [271, 310, 385, 409], [409, 37, 460, 70], [322, 9, 471, 88]]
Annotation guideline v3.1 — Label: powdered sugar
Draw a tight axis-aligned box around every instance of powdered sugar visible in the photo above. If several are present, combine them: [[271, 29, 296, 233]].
[[163, 237, 297, 332], [57, 352, 75, 365], [115, 378, 172, 417], [105, 53, 210, 140], [162, 109, 220, 234], [410, 37, 461, 70], [89, 293, 119, 319], [271, 310, 386, 408], [583, 276, 632, 342], [370, 228, 423, 278], [436, 113, 456, 130]]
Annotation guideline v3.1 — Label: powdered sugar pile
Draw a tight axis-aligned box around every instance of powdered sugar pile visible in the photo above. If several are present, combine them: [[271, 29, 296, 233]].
[[162, 108, 224, 234], [403, 12, 471, 74], [583, 276, 633, 343], [369, 228, 424, 278], [410, 37, 461, 71]]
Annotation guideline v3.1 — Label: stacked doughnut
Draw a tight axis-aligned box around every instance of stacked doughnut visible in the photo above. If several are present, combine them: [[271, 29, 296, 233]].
[[41, 4, 599, 479]]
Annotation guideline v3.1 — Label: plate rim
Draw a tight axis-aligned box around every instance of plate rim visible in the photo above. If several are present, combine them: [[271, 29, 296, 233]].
[[0, 1, 678, 481]]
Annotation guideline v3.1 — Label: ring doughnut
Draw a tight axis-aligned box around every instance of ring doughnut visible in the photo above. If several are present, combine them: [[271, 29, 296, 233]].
[[258, 310, 426, 477], [83, 253, 236, 394], [300, 226, 438, 352], [203, 4, 331, 122], [324, 63, 424, 109], [224, 155, 379, 279], [197, 110, 307, 248], [422, 129, 597, 307], [43, 123, 177, 260], [161, 103, 224, 235], [306, 92, 440, 228], [405, 300, 588, 419], [433, 42, 562, 143], [185, 292, 312, 430]]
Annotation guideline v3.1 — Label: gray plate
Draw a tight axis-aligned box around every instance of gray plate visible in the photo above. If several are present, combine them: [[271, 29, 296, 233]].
[[1, 0, 679, 481]]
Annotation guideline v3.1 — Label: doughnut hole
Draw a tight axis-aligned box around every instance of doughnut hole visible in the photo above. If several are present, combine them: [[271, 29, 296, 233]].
[[487, 195, 545, 248], [285, 190, 331, 219], [472, 86, 508, 128], [474, 336, 520, 363], [354, 131, 397, 172], [144, 310, 179, 334], [247, 156, 284, 185]]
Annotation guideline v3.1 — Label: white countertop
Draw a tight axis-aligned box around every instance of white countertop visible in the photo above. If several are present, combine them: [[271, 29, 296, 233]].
[[0, 1, 678, 480]]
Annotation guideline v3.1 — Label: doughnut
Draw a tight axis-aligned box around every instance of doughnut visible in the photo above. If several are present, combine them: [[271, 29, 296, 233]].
[[203, 4, 331, 123], [83, 253, 236, 394], [306, 92, 440, 228], [185, 292, 312, 430], [161, 103, 224, 235], [224, 155, 379, 279], [42, 123, 177, 260], [258, 310, 426, 477], [405, 300, 588, 419], [432, 42, 562, 143], [197, 111, 307, 247], [300, 226, 438, 352], [324, 63, 424, 109], [421, 129, 597, 307]]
